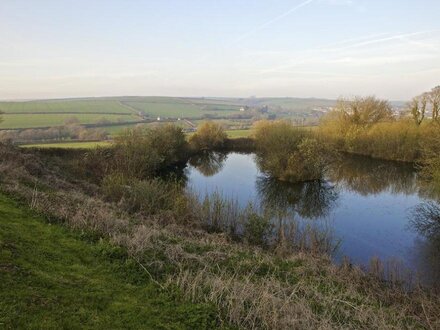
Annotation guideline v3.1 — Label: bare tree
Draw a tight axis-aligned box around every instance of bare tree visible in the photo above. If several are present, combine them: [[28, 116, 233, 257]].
[[335, 96, 393, 126], [429, 86, 440, 122], [409, 95, 427, 126]]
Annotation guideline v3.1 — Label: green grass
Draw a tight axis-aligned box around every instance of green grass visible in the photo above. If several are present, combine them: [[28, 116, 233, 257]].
[[21, 141, 113, 149], [0, 194, 221, 329], [225, 129, 252, 138], [123, 98, 240, 119], [0, 113, 139, 129], [0, 100, 134, 114], [0, 96, 332, 131]]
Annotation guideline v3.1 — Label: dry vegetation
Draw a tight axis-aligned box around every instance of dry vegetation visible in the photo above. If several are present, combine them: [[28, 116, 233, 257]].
[[318, 92, 440, 190], [253, 120, 331, 182], [189, 121, 228, 151], [1, 126, 440, 328]]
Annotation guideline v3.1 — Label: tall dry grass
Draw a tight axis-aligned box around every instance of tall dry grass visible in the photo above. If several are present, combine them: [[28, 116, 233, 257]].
[[1, 143, 440, 329]]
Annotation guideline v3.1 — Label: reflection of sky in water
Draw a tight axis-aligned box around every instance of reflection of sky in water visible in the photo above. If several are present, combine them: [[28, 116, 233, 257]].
[[187, 152, 438, 278]]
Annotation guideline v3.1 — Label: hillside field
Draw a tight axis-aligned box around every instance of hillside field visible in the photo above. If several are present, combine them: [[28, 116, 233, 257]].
[[0, 96, 335, 132]]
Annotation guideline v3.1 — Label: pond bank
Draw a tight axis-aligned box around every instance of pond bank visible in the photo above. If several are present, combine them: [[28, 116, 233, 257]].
[[1, 143, 439, 329]]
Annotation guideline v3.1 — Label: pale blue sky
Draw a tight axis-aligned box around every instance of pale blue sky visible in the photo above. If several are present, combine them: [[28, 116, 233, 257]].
[[1, 0, 439, 100]]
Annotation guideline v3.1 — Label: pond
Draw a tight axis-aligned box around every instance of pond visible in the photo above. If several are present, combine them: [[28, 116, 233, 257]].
[[185, 152, 440, 286]]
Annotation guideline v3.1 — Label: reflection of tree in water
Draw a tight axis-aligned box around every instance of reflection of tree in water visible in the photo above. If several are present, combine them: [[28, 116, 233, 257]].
[[408, 202, 440, 288], [327, 155, 418, 196], [256, 176, 338, 219], [188, 151, 227, 177]]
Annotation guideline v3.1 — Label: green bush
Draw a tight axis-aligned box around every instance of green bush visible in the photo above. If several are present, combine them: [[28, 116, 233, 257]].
[[243, 208, 273, 247]]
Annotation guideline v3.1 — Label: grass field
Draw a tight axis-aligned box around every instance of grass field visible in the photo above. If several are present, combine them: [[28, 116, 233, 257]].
[[225, 129, 252, 138], [0, 96, 333, 131], [0, 99, 134, 114], [122, 99, 240, 118], [0, 113, 139, 129], [0, 194, 221, 329], [21, 141, 112, 149]]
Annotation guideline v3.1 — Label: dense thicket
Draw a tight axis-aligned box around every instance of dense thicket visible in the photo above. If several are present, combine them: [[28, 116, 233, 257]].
[[253, 120, 330, 182], [189, 121, 227, 151], [319, 92, 440, 187], [83, 125, 188, 181]]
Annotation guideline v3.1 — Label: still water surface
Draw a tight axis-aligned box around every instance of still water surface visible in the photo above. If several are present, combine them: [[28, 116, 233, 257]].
[[185, 152, 439, 284]]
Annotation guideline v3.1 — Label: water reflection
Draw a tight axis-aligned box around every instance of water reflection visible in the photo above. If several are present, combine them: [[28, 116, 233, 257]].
[[409, 202, 440, 288], [185, 151, 440, 286], [327, 155, 418, 196], [188, 151, 227, 177], [256, 177, 338, 219]]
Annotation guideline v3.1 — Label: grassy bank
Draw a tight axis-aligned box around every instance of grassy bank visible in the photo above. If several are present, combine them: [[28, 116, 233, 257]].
[[1, 142, 439, 329], [0, 194, 222, 329]]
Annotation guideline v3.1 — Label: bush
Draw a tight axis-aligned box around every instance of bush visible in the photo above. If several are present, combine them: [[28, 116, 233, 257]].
[[243, 207, 273, 247], [253, 120, 329, 182], [189, 122, 227, 151], [320, 106, 426, 162], [110, 125, 188, 179]]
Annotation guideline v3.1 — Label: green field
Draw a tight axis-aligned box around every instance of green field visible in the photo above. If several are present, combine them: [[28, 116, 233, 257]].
[[0, 96, 334, 131], [0, 113, 139, 129], [0, 99, 134, 114], [21, 141, 112, 149], [0, 194, 219, 329], [225, 129, 252, 138], [122, 99, 240, 118]]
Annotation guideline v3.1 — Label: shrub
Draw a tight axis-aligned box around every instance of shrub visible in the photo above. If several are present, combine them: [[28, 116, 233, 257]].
[[189, 122, 227, 151], [243, 207, 273, 247], [319, 103, 426, 162], [253, 120, 329, 182], [110, 125, 188, 179]]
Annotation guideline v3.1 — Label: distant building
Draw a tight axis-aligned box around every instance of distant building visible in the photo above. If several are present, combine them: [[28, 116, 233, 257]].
[[239, 107, 246, 112]]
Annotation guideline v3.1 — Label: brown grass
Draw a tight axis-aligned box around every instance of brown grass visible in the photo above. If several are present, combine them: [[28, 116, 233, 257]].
[[0, 143, 439, 329]]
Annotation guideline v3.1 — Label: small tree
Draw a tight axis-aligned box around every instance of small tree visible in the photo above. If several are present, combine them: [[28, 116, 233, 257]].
[[335, 96, 393, 127], [189, 122, 227, 151], [112, 124, 188, 179], [429, 86, 440, 122], [409, 95, 427, 126]]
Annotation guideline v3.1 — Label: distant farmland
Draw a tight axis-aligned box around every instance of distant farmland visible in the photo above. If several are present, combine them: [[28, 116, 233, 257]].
[[0, 96, 335, 131], [0, 113, 140, 129]]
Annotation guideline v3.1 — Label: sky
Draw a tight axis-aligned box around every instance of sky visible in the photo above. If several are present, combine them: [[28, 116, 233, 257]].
[[1, 0, 439, 100]]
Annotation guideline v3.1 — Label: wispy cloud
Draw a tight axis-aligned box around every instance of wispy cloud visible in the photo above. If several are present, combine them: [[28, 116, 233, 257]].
[[258, 30, 440, 74], [323, 30, 440, 51], [233, 0, 315, 44]]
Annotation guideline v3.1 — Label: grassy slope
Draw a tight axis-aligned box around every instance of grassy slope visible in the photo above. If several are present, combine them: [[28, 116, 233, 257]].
[[0, 97, 335, 130], [0, 100, 133, 114], [0, 194, 221, 329], [124, 101, 239, 118]]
